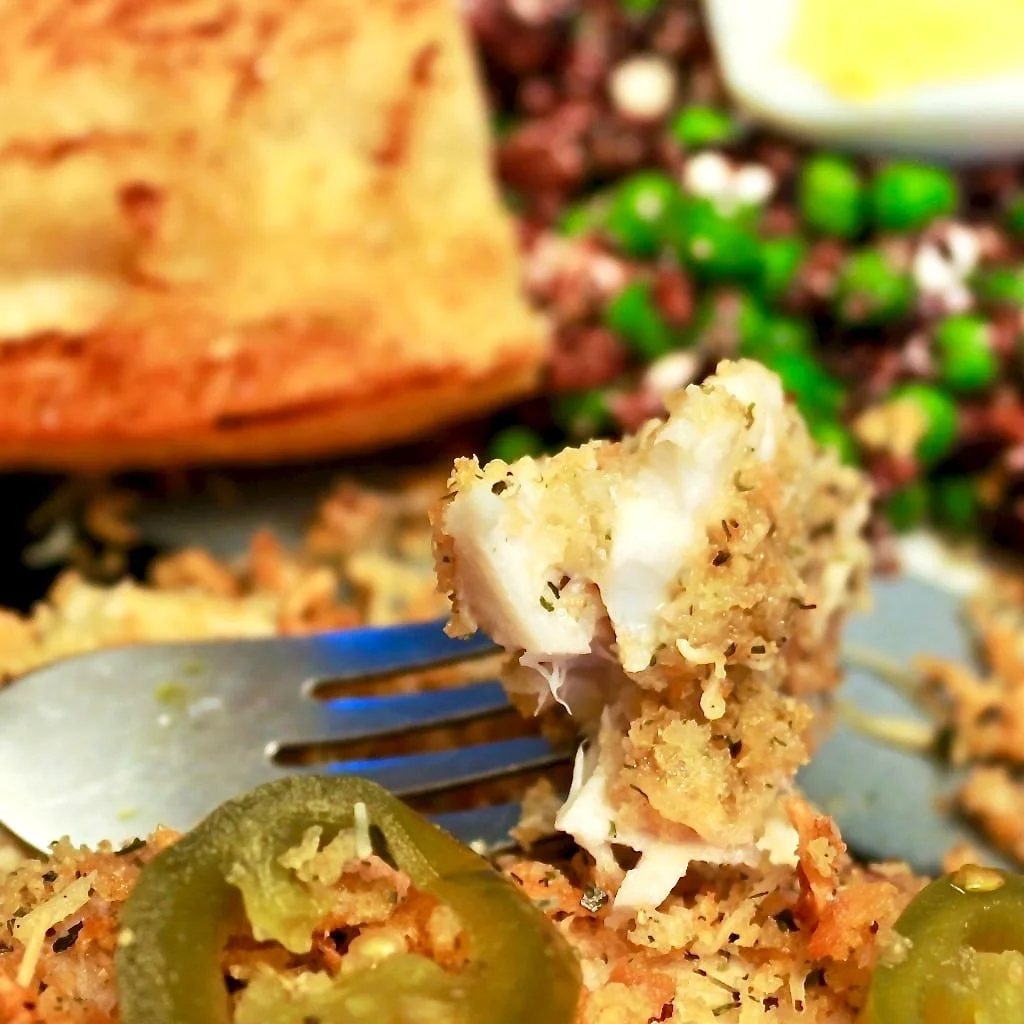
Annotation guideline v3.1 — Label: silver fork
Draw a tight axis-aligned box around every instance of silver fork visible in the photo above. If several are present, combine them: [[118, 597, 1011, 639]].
[[0, 575, 1014, 873], [0, 621, 568, 855]]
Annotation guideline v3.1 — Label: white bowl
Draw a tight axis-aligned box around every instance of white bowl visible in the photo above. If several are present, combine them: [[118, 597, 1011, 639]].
[[704, 0, 1024, 163]]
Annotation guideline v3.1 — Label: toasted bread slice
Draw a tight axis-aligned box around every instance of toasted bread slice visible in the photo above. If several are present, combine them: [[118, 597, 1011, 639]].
[[0, 0, 546, 469]]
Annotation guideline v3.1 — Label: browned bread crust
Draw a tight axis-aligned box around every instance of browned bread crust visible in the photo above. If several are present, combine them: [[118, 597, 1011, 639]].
[[0, 0, 546, 468]]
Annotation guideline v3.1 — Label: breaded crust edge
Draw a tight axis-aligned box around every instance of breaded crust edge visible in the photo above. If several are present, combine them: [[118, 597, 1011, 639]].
[[0, 0, 547, 468]]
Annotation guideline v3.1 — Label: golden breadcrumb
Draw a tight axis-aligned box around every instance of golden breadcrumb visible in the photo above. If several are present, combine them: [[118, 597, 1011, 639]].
[[918, 573, 1024, 767], [0, 477, 453, 686], [0, 828, 466, 1024], [0, 449, 922, 1024], [434, 361, 871, 908], [0, 795, 920, 1024], [957, 766, 1024, 865], [903, 570, 1024, 866]]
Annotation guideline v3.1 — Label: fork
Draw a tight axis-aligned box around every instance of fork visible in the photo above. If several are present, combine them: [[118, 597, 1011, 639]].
[[0, 620, 567, 855], [0, 573, 1013, 873]]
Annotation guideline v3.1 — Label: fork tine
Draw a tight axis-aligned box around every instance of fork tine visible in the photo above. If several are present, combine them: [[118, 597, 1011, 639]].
[[430, 802, 526, 851], [273, 680, 511, 747], [299, 736, 569, 796], [307, 618, 497, 681]]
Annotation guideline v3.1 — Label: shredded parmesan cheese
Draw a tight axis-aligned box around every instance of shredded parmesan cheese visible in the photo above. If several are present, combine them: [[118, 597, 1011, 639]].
[[14, 872, 95, 986], [353, 801, 372, 861]]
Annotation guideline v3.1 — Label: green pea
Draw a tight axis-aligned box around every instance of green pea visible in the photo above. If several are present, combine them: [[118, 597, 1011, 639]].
[[763, 351, 845, 422], [670, 197, 762, 282], [870, 161, 959, 233], [604, 280, 674, 360], [889, 382, 960, 466], [491, 112, 518, 139], [741, 315, 813, 362], [670, 105, 738, 150], [1005, 194, 1024, 237], [605, 172, 678, 258], [489, 426, 544, 464], [619, 0, 661, 13], [690, 290, 766, 352], [808, 418, 860, 466], [973, 265, 1024, 308], [884, 481, 930, 533], [756, 236, 808, 304], [932, 476, 979, 534], [552, 390, 613, 439], [933, 314, 999, 393], [798, 153, 866, 239], [558, 200, 604, 238], [835, 250, 914, 325]]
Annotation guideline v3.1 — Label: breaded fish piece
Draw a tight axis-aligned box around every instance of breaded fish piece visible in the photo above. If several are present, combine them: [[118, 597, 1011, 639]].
[[434, 360, 871, 911], [0, 0, 546, 468]]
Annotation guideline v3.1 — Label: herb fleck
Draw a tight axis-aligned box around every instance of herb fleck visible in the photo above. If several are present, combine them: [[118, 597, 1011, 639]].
[[773, 909, 799, 933], [52, 921, 83, 953], [115, 838, 147, 856]]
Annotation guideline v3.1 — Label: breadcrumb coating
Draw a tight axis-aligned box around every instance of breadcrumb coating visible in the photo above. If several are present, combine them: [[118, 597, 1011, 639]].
[[903, 570, 1024, 867], [957, 766, 1024, 864], [919, 572, 1024, 767], [0, 830, 464, 1024], [0, 798, 919, 1024], [433, 361, 871, 908], [0, 464, 920, 1024]]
